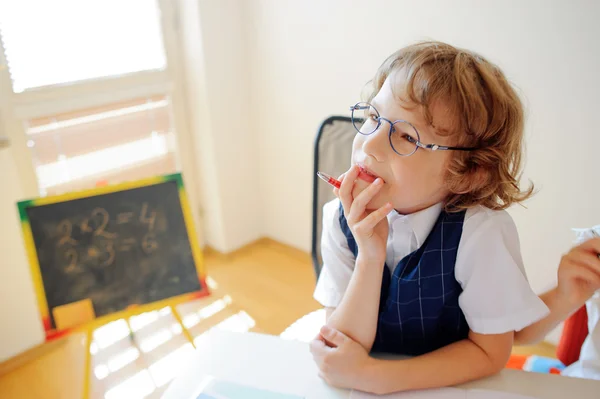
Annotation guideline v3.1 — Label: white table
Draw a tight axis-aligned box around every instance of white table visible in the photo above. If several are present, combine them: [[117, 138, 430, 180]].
[[162, 330, 600, 399]]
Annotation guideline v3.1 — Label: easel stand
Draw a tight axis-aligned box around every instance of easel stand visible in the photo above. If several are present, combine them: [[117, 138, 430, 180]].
[[78, 303, 197, 399]]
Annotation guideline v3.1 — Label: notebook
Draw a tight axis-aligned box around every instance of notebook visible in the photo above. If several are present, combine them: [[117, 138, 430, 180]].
[[194, 378, 304, 399], [350, 387, 537, 399]]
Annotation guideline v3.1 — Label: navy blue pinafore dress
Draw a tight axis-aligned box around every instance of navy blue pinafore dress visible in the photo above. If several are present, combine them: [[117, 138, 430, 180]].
[[339, 203, 470, 355]]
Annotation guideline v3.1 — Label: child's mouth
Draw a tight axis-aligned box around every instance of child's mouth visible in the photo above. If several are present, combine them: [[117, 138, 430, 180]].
[[357, 165, 380, 184]]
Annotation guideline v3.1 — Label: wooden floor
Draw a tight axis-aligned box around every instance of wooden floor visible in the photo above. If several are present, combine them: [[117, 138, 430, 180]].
[[205, 238, 321, 335], [513, 340, 557, 358], [0, 238, 556, 399]]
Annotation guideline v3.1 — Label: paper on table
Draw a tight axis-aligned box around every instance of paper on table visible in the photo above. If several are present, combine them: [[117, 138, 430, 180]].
[[193, 376, 304, 399], [351, 387, 466, 399], [350, 387, 537, 399], [466, 390, 538, 399]]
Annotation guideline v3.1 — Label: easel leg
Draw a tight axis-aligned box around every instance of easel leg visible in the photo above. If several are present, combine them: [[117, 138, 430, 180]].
[[171, 305, 195, 347], [82, 327, 93, 399], [124, 317, 160, 391], [124, 317, 142, 352]]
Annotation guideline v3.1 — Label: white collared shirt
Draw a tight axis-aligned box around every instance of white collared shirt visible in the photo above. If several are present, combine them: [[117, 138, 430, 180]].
[[561, 226, 600, 379], [562, 291, 600, 379], [314, 199, 550, 334]]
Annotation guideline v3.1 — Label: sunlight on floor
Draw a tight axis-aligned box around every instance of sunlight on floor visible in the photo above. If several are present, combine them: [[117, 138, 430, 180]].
[[87, 292, 256, 399], [104, 369, 155, 399]]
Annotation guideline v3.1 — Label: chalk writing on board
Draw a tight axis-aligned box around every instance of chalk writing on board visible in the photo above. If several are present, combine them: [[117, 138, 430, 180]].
[[62, 241, 116, 273], [57, 220, 78, 247], [100, 241, 116, 267], [118, 238, 137, 252], [64, 248, 79, 273], [87, 246, 99, 258], [92, 208, 117, 239], [116, 212, 134, 224], [83, 242, 115, 267], [80, 218, 93, 233], [54, 203, 160, 270], [142, 232, 159, 254], [140, 202, 156, 231]]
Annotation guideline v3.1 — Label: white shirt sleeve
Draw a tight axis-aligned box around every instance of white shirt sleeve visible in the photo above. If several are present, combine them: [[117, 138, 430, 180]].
[[456, 207, 550, 334], [313, 199, 356, 308]]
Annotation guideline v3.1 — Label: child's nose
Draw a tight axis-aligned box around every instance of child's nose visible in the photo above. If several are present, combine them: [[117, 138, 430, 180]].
[[362, 122, 390, 162]]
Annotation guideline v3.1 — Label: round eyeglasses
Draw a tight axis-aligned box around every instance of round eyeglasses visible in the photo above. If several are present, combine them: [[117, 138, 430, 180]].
[[350, 102, 478, 156]]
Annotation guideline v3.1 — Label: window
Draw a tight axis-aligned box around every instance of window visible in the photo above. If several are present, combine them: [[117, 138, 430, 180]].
[[0, 0, 166, 93], [0, 0, 182, 196], [25, 96, 177, 195]]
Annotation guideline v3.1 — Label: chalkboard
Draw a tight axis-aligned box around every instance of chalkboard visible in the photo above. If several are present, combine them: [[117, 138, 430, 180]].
[[17, 174, 208, 338]]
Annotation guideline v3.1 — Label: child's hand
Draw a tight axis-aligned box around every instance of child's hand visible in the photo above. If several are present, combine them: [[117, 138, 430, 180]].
[[557, 237, 600, 307], [335, 165, 392, 264], [310, 325, 372, 391]]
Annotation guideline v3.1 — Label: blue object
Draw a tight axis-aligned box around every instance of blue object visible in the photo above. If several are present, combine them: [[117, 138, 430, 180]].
[[197, 380, 303, 399], [524, 355, 566, 374], [340, 202, 469, 356]]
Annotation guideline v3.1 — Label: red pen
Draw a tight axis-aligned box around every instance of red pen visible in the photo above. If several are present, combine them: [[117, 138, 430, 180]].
[[317, 171, 341, 189]]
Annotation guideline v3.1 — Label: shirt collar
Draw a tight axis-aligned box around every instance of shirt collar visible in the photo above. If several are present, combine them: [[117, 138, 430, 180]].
[[387, 203, 444, 248]]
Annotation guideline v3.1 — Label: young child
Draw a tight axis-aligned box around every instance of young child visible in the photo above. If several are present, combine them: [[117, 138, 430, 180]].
[[309, 41, 551, 394], [514, 228, 600, 380]]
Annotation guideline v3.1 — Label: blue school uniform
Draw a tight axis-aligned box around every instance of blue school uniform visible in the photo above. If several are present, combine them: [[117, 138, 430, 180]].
[[338, 202, 469, 355]]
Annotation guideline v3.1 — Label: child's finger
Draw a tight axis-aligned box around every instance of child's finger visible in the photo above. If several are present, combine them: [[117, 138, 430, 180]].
[[568, 260, 600, 287], [309, 337, 328, 358], [569, 248, 600, 273], [339, 166, 359, 216], [320, 325, 348, 348], [347, 178, 384, 224], [578, 237, 600, 256], [353, 202, 393, 235], [332, 174, 345, 197]]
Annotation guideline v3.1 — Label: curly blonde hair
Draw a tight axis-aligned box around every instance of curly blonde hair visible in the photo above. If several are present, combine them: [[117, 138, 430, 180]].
[[366, 41, 533, 212]]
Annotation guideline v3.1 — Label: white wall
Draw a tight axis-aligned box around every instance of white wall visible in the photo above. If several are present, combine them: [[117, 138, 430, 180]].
[[179, 0, 262, 253], [0, 37, 45, 360], [0, 145, 44, 361], [247, 0, 600, 299]]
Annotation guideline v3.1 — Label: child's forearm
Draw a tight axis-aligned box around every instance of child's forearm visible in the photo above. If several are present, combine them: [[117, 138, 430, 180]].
[[327, 256, 384, 351], [513, 287, 579, 345], [361, 334, 512, 395]]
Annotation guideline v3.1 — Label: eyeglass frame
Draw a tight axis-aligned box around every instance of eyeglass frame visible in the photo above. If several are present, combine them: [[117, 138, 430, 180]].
[[349, 102, 478, 157]]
